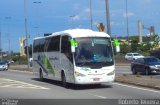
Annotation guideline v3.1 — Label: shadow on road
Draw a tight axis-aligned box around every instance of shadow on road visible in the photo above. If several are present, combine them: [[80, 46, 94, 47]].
[[69, 84, 112, 90], [32, 78, 112, 90]]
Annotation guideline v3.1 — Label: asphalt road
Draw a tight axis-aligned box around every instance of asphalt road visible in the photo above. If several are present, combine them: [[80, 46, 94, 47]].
[[0, 68, 160, 105]]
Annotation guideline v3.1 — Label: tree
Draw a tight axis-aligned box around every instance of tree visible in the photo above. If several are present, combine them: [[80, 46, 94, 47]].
[[24, 44, 32, 57], [120, 43, 128, 54], [130, 38, 141, 52], [140, 43, 152, 52], [151, 35, 160, 49]]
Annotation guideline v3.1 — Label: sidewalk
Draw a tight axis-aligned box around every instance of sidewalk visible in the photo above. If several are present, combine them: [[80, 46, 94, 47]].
[[9, 64, 32, 72], [115, 74, 160, 90]]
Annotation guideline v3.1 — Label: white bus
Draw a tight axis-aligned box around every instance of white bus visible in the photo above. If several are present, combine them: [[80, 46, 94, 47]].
[[32, 29, 115, 87]]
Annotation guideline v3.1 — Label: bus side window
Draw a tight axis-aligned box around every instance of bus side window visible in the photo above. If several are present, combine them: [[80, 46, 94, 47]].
[[61, 35, 73, 63], [47, 36, 60, 52]]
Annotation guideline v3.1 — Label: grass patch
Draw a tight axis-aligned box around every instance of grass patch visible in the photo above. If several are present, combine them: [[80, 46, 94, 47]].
[[122, 74, 128, 77], [136, 74, 141, 77]]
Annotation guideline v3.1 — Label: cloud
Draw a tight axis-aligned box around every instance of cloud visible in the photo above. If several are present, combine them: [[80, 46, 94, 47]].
[[93, 21, 98, 26], [70, 8, 91, 21], [145, 0, 151, 3], [84, 8, 90, 13], [111, 22, 119, 26], [72, 15, 81, 20], [123, 12, 135, 17], [70, 15, 81, 21], [110, 9, 124, 17]]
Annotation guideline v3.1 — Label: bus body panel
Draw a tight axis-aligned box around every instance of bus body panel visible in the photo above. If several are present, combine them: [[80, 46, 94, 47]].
[[74, 66, 115, 84], [32, 29, 115, 85]]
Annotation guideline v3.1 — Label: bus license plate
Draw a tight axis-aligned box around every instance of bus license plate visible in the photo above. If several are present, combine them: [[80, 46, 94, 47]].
[[93, 78, 100, 81]]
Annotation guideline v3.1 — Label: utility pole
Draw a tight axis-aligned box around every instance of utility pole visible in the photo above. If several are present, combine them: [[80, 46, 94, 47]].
[[5, 17, 12, 60], [89, 0, 93, 30], [24, 0, 29, 68], [125, 0, 129, 41], [0, 21, 1, 61], [0, 30, 1, 61], [125, 0, 130, 52], [105, 0, 111, 36], [138, 20, 143, 43]]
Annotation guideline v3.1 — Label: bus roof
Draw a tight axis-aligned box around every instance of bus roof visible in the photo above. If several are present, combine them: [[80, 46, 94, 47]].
[[34, 29, 110, 40]]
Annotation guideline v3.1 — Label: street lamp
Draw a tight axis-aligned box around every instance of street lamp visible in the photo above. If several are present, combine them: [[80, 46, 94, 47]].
[[33, 1, 41, 3], [24, 0, 29, 68], [5, 17, 12, 60], [105, 0, 111, 36], [33, 1, 42, 37]]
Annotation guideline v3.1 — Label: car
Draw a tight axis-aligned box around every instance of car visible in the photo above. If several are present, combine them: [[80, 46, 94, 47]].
[[131, 56, 160, 75], [0, 62, 8, 71], [8, 60, 14, 64], [125, 53, 144, 60]]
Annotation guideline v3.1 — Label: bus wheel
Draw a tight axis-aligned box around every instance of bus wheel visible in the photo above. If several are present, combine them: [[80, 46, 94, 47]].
[[61, 72, 68, 88], [40, 69, 44, 81]]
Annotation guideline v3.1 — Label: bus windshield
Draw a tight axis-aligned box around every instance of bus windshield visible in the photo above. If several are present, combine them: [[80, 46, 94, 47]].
[[74, 37, 114, 68]]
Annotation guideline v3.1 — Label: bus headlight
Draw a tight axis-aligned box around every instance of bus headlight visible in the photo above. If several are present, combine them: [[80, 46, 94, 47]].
[[75, 71, 86, 77], [107, 71, 115, 76]]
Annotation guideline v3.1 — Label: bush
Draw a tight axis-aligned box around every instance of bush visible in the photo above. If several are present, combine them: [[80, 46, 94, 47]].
[[11, 55, 28, 65], [17, 56, 28, 64], [150, 49, 160, 59]]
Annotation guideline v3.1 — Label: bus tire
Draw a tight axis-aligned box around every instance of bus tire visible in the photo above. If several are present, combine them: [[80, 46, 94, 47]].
[[61, 72, 68, 88], [39, 69, 44, 81]]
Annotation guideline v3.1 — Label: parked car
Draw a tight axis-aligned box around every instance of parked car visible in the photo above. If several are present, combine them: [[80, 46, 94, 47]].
[[125, 53, 144, 60], [131, 56, 160, 75], [0, 62, 8, 71]]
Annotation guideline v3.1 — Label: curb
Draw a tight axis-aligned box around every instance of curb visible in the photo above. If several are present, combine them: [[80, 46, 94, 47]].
[[115, 74, 160, 90], [115, 80, 160, 90], [9, 69, 32, 73]]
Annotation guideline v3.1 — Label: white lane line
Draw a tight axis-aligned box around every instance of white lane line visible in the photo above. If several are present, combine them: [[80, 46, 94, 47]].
[[113, 82, 160, 94], [5, 78, 50, 90], [0, 78, 49, 90], [89, 94, 107, 99], [9, 70, 32, 74]]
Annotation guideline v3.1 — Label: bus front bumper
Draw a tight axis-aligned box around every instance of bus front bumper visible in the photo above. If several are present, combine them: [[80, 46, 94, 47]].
[[74, 74, 115, 85]]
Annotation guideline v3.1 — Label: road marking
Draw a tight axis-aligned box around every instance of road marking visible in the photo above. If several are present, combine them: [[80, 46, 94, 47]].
[[89, 94, 107, 99], [113, 82, 160, 94], [0, 78, 49, 90], [9, 70, 32, 74]]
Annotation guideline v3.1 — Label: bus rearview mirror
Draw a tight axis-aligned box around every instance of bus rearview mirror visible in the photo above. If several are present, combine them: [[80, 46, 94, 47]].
[[116, 46, 120, 53], [71, 46, 75, 53]]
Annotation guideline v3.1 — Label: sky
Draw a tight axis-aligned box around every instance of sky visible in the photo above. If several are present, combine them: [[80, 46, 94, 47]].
[[0, 0, 160, 52]]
